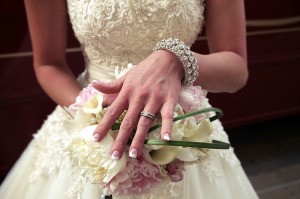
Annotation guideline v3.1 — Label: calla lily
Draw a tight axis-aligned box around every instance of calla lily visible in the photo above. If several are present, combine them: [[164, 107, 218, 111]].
[[63, 109, 95, 132], [176, 147, 208, 162], [150, 146, 182, 165], [175, 148, 200, 162], [179, 117, 197, 138], [83, 94, 104, 114], [183, 119, 212, 142]]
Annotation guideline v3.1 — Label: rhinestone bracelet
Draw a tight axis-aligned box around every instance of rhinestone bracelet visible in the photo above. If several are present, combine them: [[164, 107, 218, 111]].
[[153, 38, 198, 86]]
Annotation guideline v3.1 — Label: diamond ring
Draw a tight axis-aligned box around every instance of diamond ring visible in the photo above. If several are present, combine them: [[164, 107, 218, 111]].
[[140, 111, 156, 120]]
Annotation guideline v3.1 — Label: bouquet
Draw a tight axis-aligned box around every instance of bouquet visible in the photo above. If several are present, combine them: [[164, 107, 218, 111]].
[[63, 64, 229, 197]]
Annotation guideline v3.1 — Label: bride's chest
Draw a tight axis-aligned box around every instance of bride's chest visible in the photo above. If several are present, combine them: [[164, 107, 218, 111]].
[[66, 0, 204, 52], [66, 0, 204, 32]]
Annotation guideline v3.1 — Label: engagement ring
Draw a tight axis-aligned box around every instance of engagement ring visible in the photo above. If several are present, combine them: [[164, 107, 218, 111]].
[[140, 111, 156, 120]]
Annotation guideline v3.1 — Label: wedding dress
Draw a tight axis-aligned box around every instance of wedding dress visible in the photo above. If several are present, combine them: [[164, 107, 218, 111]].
[[0, 0, 258, 198]]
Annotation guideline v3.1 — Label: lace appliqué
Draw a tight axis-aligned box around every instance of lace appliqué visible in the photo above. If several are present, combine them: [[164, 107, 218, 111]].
[[66, 0, 205, 82], [28, 107, 85, 198], [188, 100, 241, 186], [29, 107, 69, 182]]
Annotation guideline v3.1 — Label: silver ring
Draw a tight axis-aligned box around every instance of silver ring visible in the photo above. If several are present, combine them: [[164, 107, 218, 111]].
[[140, 111, 156, 120]]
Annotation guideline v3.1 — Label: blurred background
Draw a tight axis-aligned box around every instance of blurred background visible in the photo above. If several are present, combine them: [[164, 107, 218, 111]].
[[0, 0, 299, 198]]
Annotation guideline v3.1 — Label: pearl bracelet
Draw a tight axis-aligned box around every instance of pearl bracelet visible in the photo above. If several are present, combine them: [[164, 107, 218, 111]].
[[153, 38, 198, 86]]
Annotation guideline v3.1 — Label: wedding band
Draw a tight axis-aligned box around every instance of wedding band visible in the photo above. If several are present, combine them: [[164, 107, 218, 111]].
[[140, 111, 156, 120]]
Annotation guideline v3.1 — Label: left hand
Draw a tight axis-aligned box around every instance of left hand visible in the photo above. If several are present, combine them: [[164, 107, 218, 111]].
[[92, 50, 185, 160]]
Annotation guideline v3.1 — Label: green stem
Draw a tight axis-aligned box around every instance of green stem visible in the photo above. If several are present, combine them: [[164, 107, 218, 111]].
[[144, 139, 230, 149], [118, 107, 229, 149], [148, 107, 223, 132]]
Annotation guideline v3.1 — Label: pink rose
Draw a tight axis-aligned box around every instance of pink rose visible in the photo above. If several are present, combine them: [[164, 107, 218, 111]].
[[69, 84, 101, 110], [166, 159, 185, 182], [178, 86, 205, 113], [105, 152, 165, 196]]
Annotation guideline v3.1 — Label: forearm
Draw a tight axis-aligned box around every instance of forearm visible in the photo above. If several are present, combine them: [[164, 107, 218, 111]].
[[194, 0, 247, 93], [194, 51, 248, 93], [25, 0, 79, 106], [34, 64, 82, 107]]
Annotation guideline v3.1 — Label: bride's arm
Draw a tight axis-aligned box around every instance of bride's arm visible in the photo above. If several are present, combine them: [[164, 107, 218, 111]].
[[194, 0, 248, 93], [25, 0, 82, 107]]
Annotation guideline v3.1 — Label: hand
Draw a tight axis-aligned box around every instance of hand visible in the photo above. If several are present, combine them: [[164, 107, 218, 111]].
[[93, 50, 184, 160]]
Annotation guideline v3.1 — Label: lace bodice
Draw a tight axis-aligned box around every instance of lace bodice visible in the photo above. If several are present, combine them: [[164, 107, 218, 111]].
[[67, 0, 205, 82]]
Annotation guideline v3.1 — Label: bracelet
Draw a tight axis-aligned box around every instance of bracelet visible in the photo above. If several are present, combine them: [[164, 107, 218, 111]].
[[153, 38, 198, 86]]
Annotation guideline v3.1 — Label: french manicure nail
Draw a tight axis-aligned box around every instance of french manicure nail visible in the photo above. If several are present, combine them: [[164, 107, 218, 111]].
[[111, 151, 120, 160], [163, 133, 170, 141], [92, 134, 100, 142], [129, 148, 138, 158]]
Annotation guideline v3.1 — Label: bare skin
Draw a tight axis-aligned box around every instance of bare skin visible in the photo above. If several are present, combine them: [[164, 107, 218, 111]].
[[25, 0, 82, 106], [25, 0, 247, 159]]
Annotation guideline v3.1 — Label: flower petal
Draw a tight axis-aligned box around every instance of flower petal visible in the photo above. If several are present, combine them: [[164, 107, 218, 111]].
[[175, 148, 200, 162], [150, 146, 182, 165], [104, 155, 127, 183], [183, 119, 212, 142], [83, 94, 103, 114], [64, 109, 94, 132]]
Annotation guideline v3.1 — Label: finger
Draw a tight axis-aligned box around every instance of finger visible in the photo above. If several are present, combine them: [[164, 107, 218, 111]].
[[110, 103, 143, 160], [93, 98, 127, 141], [93, 76, 124, 94], [129, 104, 159, 158], [160, 100, 177, 141], [102, 93, 118, 107]]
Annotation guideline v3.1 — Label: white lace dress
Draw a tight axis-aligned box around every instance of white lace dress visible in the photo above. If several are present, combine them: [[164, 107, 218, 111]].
[[0, 0, 258, 198]]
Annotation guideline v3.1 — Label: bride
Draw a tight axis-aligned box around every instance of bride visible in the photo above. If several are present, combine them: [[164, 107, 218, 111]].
[[0, 0, 258, 198]]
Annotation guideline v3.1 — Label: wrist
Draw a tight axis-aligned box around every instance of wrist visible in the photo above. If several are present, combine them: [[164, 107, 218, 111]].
[[152, 49, 185, 80], [153, 38, 198, 86]]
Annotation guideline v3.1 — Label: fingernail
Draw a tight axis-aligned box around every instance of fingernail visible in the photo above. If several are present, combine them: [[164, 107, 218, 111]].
[[129, 148, 138, 158], [163, 133, 170, 141], [92, 134, 100, 142], [111, 151, 120, 160]]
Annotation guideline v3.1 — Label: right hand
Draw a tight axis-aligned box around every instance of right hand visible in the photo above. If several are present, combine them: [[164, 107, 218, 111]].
[[92, 50, 184, 160]]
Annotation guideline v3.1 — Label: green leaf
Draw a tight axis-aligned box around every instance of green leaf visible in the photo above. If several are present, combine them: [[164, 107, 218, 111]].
[[144, 139, 230, 149], [148, 107, 223, 132]]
